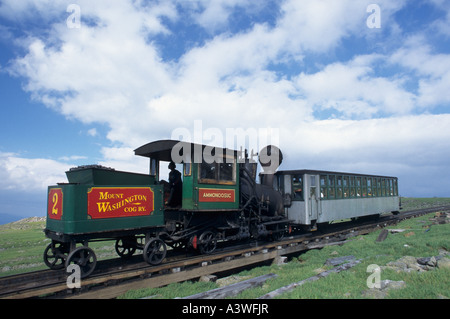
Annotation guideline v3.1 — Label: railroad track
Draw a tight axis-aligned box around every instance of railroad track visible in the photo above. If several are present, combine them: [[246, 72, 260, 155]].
[[1, 205, 449, 299]]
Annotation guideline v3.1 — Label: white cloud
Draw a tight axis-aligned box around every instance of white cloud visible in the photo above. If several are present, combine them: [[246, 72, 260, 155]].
[[288, 114, 450, 158], [7, 0, 176, 146], [295, 55, 416, 118], [87, 128, 97, 137], [99, 146, 148, 174], [429, 0, 450, 37], [2, 0, 450, 199], [390, 36, 450, 108], [0, 153, 70, 192], [5, 0, 409, 146], [182, 0, 256, 32], [58, 155, 87, 162], [0, 0, 67, 21], [275, 0, 406, 53], [0, 149, 149, 194], [276, 0, 364, 53]]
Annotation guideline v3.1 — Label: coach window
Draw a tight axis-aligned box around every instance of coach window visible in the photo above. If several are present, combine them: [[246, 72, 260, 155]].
[[367, 178, 372, 197], [292, 175, 303, 200], [394, 179, 398, 196], [362, 177, 368, 197], [336, 176, 343, 198], [376, 178, 382, 196], [355, 177, 361, 197], [310, 176, 317, 198], [372, 178, 377, 197], [328, 175, 335, 199], [320, 175, 327, 199], [343, 176, 349, 198], [350, 176, 356, 197]]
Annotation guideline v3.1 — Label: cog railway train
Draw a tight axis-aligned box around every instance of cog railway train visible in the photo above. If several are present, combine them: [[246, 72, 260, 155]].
[[44, 139, 400, 278]]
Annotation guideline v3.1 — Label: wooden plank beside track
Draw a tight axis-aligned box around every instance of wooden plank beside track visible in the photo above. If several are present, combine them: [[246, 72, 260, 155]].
[[181, 273, 278, 299], [68, 248, 281, 299]]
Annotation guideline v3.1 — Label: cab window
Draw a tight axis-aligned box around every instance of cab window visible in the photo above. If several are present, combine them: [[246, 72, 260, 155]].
[[198, 158, 236, 185]]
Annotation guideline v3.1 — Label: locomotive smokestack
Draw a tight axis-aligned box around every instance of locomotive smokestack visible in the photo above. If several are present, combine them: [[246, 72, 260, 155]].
[[259, 145, 283, 187]]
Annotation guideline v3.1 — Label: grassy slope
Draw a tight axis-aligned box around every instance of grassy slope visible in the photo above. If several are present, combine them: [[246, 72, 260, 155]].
[[0, 219, 117, 277]]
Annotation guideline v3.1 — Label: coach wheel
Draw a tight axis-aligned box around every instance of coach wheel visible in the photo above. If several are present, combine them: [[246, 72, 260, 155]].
[[115, 237, 137, 259], [143, 238, 167, 265], [43, 242, 66, 270], [65, 247, 97, 279], [199, 230, 217, 255]]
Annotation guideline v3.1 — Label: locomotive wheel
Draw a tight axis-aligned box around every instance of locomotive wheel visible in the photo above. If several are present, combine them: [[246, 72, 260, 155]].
[[198, 230, 217, 255], [65, 247, 97, 279], [270, 224, 285, 241], [115, 237, 137, 258], [143, 238, 167, 265], [43, 242, 66, 270]]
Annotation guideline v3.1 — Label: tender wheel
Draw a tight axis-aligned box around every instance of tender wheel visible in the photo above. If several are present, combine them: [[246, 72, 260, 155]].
[[115, 237, 137, 259], [43, 242, 66, 270], [143, 238, 167, 265], [199, 230, 217, 255], [65, 247, 97, 279]]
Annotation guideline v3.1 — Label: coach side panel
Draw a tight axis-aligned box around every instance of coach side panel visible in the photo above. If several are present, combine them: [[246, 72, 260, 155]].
[[317, 196, 400, 223]]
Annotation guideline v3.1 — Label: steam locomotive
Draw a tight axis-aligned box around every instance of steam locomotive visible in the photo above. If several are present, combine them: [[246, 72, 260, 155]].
[[44, 139, 399, 278]]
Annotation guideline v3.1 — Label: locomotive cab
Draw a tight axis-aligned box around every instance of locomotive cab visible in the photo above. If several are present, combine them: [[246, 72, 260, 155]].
[[134, 140, 240, 211]]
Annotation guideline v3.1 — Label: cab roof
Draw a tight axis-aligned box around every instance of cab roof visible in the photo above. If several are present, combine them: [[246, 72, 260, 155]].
[[134, 139, 239, 162]]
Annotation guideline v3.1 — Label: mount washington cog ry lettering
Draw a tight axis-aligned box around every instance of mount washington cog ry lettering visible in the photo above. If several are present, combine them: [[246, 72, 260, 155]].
[[88, 187, 154, 219]]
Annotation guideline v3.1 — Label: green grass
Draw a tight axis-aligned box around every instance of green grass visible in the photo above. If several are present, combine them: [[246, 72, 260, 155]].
[[0, 219, 118, 277], [0, 221, 49, 275], [400, 197, 450, 211]]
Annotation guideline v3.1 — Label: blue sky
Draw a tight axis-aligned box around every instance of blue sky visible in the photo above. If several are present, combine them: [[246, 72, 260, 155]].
[[0, 0, 450, 220]]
